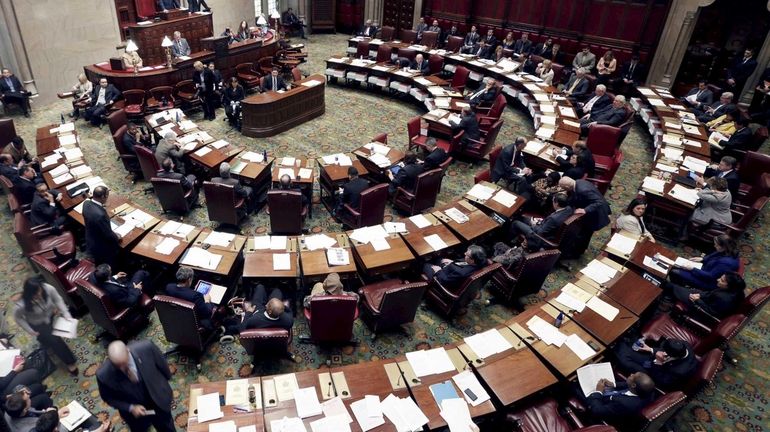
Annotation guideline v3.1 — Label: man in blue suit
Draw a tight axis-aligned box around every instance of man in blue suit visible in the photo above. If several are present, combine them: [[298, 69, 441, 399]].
[[423, 245, 487, 291], [559, 176, 611, 256], [583, 372, 656, 425], [563, 68, 590, 102], [509, 193, 574, 250]]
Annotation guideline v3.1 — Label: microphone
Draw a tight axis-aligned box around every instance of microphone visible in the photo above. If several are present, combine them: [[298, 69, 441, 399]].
[[325, 359, 338, 397]]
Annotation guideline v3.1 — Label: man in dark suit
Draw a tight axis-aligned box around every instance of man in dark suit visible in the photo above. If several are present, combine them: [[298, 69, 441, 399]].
[[336, 166, 369, 216], [0, 154, 20, 182], [414, 17, 428, 40], [533, 38, 553, 57], [193, 61, 216, 121], [89, 264, 151, 309], [164, 266, 217, 330], [460, 26, 480, 53], [212, 161, 254, 213], [30, 183, 66, 231], [423, 245, 487, 291], [220, 284, 293, 342], [576, 84, 612, 118], [282, 8, 306, 39], [542, 44, 563, 64], [278, 173, 309, 207], [359, 19, 378, 38], [410, 54, 430, 75], [482, 29, 497, 49], [262, 68, 287, 92], [509, 193, 574, 250], [84, 78, 121, 127], [681, 80, 714, 109], [0, 69, 30, 117], [157, 158, 199, 207], [491, 138, 530, 184], [13, 164, 38, 205], [563, 68, 590, 102], [698, 156, 740, 201], [442, 25, 461, 48], [583, 372, 656, 424], [422, 138, 448, 171], [581, 96, 628, 135], [572, 140, 596, 178], [711, 117, 752, 159], [614, 338, 698, 392], [724, 48, 758, 96], [559, 176, 611, 255], [97, 340, 176, 432], [427, 20, 442, 36], [513, 33, 532, 55], [615, 54, 646, 95], [388, 151, 423, 195], [468, 78, 498, 107], [122, 124, 150, 156], [452, 106, 481, 152], [695, 92, 735, 123], [471, 40, 494, 60], [83, 186, 121, 266]]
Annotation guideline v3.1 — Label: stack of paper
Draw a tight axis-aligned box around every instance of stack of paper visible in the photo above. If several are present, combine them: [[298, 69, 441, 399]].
[[124, 209, 154, 228], [405, 348, 455, 377], [224, 379, 250, 406], [180, 247, 222, 270], [204, 231, 236, 247], [492, 189, 517, 207], [535, 127, 555, 139], [196, 393, 224, 422], [682, 156, 708, 174], [278, 167, 295, 179], [326, 248, 350, 266], [467, 184, 495, 201], [641, 176, 666, 194], [269, 417, 306, 432], [463, 329, 513, 359], [271, 236, 288, 250], [674, 257, 703, 269], [452, 370, 490, 406], [655, 163, 679, 173], [642, 255, 669, 274], [606, 233, 638, 256], [59, 400, 90, 431], [113, 222, 134, 238], [440, 398, 474, 432], [281, 157, 296, 166], [154, 237, 179, 255], [668, 184, 700, 205], [294, 387, 323, 418], [350, 396, 385, 432], [251, 235, 271, 250], [305, 234, 337, 251], [661, 147, 684, 161], [349, 225, 389, 245], [409, 214, 432, 228], [526, 316, 567, 346], [445, 208, 469, 224], [273, 253, 291, 271], [586, 296, 620, 321], [553, 291, 587, 313], [298, 168, 313, 179], [565, 334, 596, 360], [380, 394, 429, 432], [194, 147, 211, 157], [523, 140, 546, 154], [159, 220, 195, 238], [367, 153, 391, 168], [577, 363, 615, 397], [580, 260, 618, 285]]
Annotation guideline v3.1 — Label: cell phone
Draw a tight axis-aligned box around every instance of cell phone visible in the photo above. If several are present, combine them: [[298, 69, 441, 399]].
[[463, 388, 478, 401], [144, 410, 156, 415], [219, 395, 225, 406]]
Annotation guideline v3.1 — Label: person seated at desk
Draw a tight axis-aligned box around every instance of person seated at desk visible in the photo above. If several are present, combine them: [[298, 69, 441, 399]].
[[388, 151, 423, 195], [220, 283, 293, 341], [262, 67, 287, 92], [615, 198, 655, 242], [562, 68, 590, 102], [451, 106, 481, 152], [236, 20, 251, 41], [500, 32, 515, 50], [410, 53, 430, 75], [576, 84, 611, 118], [422, 138, 448, 170], [668, 234, 740, 290], [710, 116, 752, 157], [157, 158, 199, 207], [482, 29, 497, 49], [14, 165, 39, 206], [334, 166, 369, 217], [681, 79, 713, 109], [543, 44, 563, 64], [705, 109, 737, 136], [509, 193, 574, 250], [696, 156, 740, 201], [122, 123, 151, 156], [0, 68, 31, 117], [83, 78, 120, 127], [442, 25, 461, 48], [31, 410, 109, 432], [694, 92, 735, 123], [121, 48, 143, 70], [471, 40, 493, 60], [460, 25, 480, 54], [582, 372, 656, 425], [535, 59, 555, 86], [533, 38, 554, 57], [68, 73, 92, 120], [491, 137, 530, 185], [613, 338, 697, 392], [427, 20, 442, 36], [689, 177, 732, 227], [221, 27, 237, 44], [422, 245, 487, 291], [414, 17, 428, 40], [223, 77, 245, 127], [3, 136, 36, 166], [154, 131, 185, 172], [90, 264, 151, 309], [580, 95, 628, 136], [0, 154, 21, 182], [672, 272, 746, 320], [303, 273, 358, 309], [30, 183, 66, 232], [513, 33, 532, 55], [277, 173, 309, 208], [171, 31, 190, 58], [359, 19, 378, 38], [282, 8, 306, 39], [165, 266, 217, 330], [557, 152, 586, 180], [492, 45, 507, 62], [212, 161, 254, 213], [0, 357, 53, 412], [572, 46, 597, 74], [468, 78, 497, 107]]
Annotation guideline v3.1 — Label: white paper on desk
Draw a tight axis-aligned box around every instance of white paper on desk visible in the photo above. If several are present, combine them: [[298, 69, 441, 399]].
[[561, 283, 594, 303], [180, 247, 222, 271], [58, 133, 78, 147], [451, 370, 490, 407], [586, 296, 619, 321], [526, 315, 567, 347], [642, 256, 669, 274], [298, 168, 313, 179], [59, 400, 90, 431], [577, 363, 615, 397], [125, 209, 154, 227], [194, 146, 211, 157], [381, 394, 428, 432], [273, 253, 291, 271], [211, 139, 228, 149], [209, 420, 237, 432], [409, 214, 432, 228], [321, 397, 353, 423], [641, 176, 666, 194], [557, 106, 577, 118], [64, 148, 83, 162], [270, 417, 307, 432], [606, 233, 638, 256], [682, 156, 708, 174], [638, 87, 656, 96], [492, 189, 517, 207], [440, 398, 474, 432], [270, 235, 288, 250], [241, 151, 264, 163], [281, 157, 296, 166], [668, 184, 700, 206], [52, 172, 74, 185], [674, 257, 703, 270], [367, 153, 391, 168], [196, 393, 224, 422], [294, 387, 323, 418], [275, 373, 300, 402], [113, 222, 134, 238], [445, 207, 469, 224], [41, 154, 61, 168], [540, 103, 556, 113], [661, 147, 684, 161], [364, 395, 381, 418], [565, 334, 596, 361], [554, 291, 587, 313], [535, 126, 555, 139], [306, 234, 337, 251], [252, 235, 271, 250], [238, 426, 257, 432], [224, 379, 250, 406], [683, 124, 702, 136], [464, 328, 513, 359], [523, 140, 546, 154], [278, 167, 296, 180], [204, 231, 235, 247], [662, 134, 682, 146], [154, 237, 180, 255], [370, 237, 391, 251], [467, 183, 495, 201], [580, 259, 618, 285], [406, 347, 455, 377], [648, 98, 665, 107], [383, 222, 407, 234], [51, 317, 78, 339], [424, 234, 448, 251], [655, 163, 679, 173], [326, 248, 350, 266], [351, 398, 385, 431], [310, 415, 351, 432]]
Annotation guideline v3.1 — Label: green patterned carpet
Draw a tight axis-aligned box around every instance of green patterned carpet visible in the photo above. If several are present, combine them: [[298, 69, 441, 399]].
[[1, 34, 768, 431]]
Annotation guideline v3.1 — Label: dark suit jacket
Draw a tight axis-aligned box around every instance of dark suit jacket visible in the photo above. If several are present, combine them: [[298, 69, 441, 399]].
[[534, 206, 574, 241], [674, 251, 739, 290], [423, 148, 448, 171], [122, 131, 139, 155], [533, 43, 552, 57], [0, 75, 25, 95], [719, 127, 752, 152], [454, 114, 481, 142], [704, 168, 740, 201], [90, 84, 121, 107], [341, 177, 370, 209], [491, 144, 525, 183], [565, 75, 590, 99], [473, 45, 494, 60], [0, 164, 19, 182], [571, 179, 611, 231], [164, 283, 214, 324], [562, 164, 586, 180], [584, 93, 611, 116], [592, 107, 627, 127], [469, 87, 497, 106], [89, 274, 142, 308], [410, 59, 430, 74], [483, 35, 497, 48], [192, 68, 215, 96], [586, 382, 653, 422], [223, 85, 245, 105], [436, 262, 482, 291], [463, 32, 480, 47], [360, 25, 378, 37], [241, 309, 294, 331], [212, 176, 248, 199], [97, 340, 173, 415], [727, 56, 758, 87], [30, 189, 60, 226], [157, 170, 192, 192], [83, 200, 120, 260], [580, 149, 596, 178], [262, 75, 287, 91], [392, 163, 423, 192], [542, 49, 563, 64], [14, 176, 36, 205], [620, 61, 645, 83], [685, 88, 714, 106], [513, 39, 532, 55], [695, 288, 744, 319]]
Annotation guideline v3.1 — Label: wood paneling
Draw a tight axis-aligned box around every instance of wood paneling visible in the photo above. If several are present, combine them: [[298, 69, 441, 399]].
[[128, 14, 213, 66], [382, 0, 414, 33], [312, 0, 336, 31]]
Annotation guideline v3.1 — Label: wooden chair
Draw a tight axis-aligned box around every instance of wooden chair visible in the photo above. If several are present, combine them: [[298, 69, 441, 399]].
[[13, 212, 76, 264], [380, 26, 395, 41], [421, 31, 439, 48], [451, 66, 470, 92], [507, 397, 618, 432], [474, 145, 503, 183], [424, 261, 501, 318], [203, 182, 246, 227], [393, 168, 444, 215], [239, 328, 295, 365], [445, 35, 464, 52], [106, 109, 128, 135], [236, 63, 262, 91], [134, 145, 161, 192]]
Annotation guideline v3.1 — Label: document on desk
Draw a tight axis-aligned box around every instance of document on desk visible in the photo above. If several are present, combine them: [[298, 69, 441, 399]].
[[445, 207, 469, 224], [440, 398, 474, 432], [238, 426, 256, 432], [252, 235, 271, 250], [211, 139, 228, 149], [310, 415, 351, 432], [523, 140, 546, 155], [406, 347, 455, 377], [586, 296, 620, 321], [125, 209, 154, 227], [674, 257, 703, 269], [59, 400, 90, 431], [467, 183, 495, 201], [225, 379, 250, 406], [209, 420, 237, 432], [580, 259, 618, 285], [553, 291, 587, 313], [682, 156, 708, 173], [278, 167, 296, 179], [194, 146, 211, 157], [154, 237, 180, 255], [370, 237, 391, 251], [113, 222, 135, 238], [196, 392, 224, 422], [367, 153, 392, 168], [301, 79, 323, 88], [655, 163, 679, 174], [166, 221, 195, 239], [321, 397, 352, 423], [565, 334, 596, 361], [409, 214, 432, 228], [452, 370, 490, 406], [326, 248, 350, 266], [298, 168, 313, 179], [641, 176, 666, 194], [273, 253, 291, 271], [270, 235, 288, 250], [241, 151, 264, 163], [526, 315, 567, 347], [491, 189, 517, 207], [535, 126, 555, 139], [424, 234, 448, 251], [642, 256, 669, 274], [305, 234, 337, 251], [383, 222, 407, 234], [381, 394, 428, 432], [180, 247, 222, 271], [606, 233, 638, 256], [661, 147, 684, 161], [464, 328, 513, 359], [270, 417, 307, 432], [273, 373, 299, 402], [577, 363, 615, 397], [668, 184, 700, 206], [351, 397, 385, 431], [294, 387, 323, 418]]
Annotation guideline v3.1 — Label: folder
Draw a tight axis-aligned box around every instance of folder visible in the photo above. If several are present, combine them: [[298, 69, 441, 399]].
[[429, 381, 459, 408]]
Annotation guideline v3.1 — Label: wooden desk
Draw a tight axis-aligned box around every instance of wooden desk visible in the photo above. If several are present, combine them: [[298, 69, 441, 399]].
[[433, 200, 500, 243], [131, 219, 202, 265], [299, 234, 357, 283], [620, 238, 677, 280], [127, 13, 213, 65], [188, 378, 264, 432], [35, 124, 67, 156], [68, 198, 158, 249], [352, 144, 405, 181], [547, 291, 637, 346], [348, 230, 415, 276], [261, 370, 321, 432], [243, 236, 300, 279], [188, 141, 244, 175], [182, 228, 246, 279], [271, 157, 315, 215], [464, 181, 526, 220], [399, 213, 462, 259], [241, 74, 326, 138], [599, 271, 661, 316], [232, 156, 274, 186], [316, 155, 369, 212]]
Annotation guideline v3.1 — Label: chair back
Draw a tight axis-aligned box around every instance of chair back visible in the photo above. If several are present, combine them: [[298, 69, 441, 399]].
[[151, 177, 191, 214], [29, 255, 88, 311], [695, 314, 745, 355], [153, 294, 205, 352], [487, 94, 507, 120], [438, 156, 453, 174], [376, 44, 392, 63], [749, 126, 768, 151], [586, 124, 621, 157], [291, 67, 302, 82], [308, 295, 358, 343], [0, 118, 17, 148], [553, 213, 584, 255], [13, 212, 41, 255], [149, 86, 175, 109], [355, 40, 370, 58], [397, 48, 416, 62], [112, 126, 140, 174], [204, 182, 242, 226], [451, 66, 470, 91], [122, 89, 146, 116], [267, 189, 304, 234], [446, 35, 464, 52], [421, 31, 439, 48], [488, 145, 503, 170], [466, 118, 502, 159], [399, 29, 418, 44], [407, 115, 421, 141], [173, 79, 199, 105], [239, 328, 292, 358], [412, 168, 444, 213], [75, 279, 122, 338], [638, 391, 687, 432], [258, 56, 275, 74], [739, 151, 770, 187], [375, 282, 428, 329], [428, 54, 443, 74], [7, 192, 22, 213], [436, 262, 501, 317], [380, 26, 395, 41], [135, 145, 161, 182], [106, 109, 127, 135], [373, 133, 388, 144], [739, 285, 770, 319], [493, 250, 562, 303], [682, 348, 723, 397], [356, 184, 389, 227]]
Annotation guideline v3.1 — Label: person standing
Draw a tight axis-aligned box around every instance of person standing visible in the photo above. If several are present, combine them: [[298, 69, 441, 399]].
[[97, 340, 176, 432], [192, 61, 216, 121], [83, 186, 121, 267], [0, 69, 31, 117]]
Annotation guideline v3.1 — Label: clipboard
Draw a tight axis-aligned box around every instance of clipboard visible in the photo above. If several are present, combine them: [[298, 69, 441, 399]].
[[498, 326, 525, 350], [508, 322, 536, 343], [540, 302, 563, 320], [445, 347, 469, 373], [397, 361, 421, 386]]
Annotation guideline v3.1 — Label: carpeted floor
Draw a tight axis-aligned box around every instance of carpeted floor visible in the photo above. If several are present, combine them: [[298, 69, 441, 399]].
[[1, 34, 768, 431]]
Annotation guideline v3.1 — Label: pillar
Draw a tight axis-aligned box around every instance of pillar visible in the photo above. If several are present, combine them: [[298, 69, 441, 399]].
[[0, 0, 37, 95], [739, 4, 770, 103], [412, 0, 423, 29], [364, 0, 383, 26]]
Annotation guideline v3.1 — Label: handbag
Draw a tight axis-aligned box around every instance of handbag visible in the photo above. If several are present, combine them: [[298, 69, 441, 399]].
[[24, 348, 57, 379]]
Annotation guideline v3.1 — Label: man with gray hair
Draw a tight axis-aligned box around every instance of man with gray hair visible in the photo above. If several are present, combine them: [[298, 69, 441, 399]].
[[563, 68, 590, 101], [695, 91, 736, 123], [211, 161, 255, 214], [422, 245, 487, 291], [577, 84, 611, 118], [580, 95, 628, 135], [422, 137, 449, 170], [154, 131, 186, 173], [164, 266, 217, 330]]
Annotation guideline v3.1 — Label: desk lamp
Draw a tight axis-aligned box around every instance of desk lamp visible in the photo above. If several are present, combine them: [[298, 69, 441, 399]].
[[162, 36, 174, 68]]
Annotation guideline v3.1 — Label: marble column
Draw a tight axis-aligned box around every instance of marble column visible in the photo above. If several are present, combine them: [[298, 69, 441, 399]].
[[646, 0, 715, 89], [412, 0, 423, 29], [0, 0, 37, 95], [364, 0, 383, 26]]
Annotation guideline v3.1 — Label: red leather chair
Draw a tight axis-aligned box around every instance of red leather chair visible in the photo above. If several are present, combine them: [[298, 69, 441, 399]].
[[396, 48, 417, 63], [445, 36, 464, 52], [438, 156, 453, 175], [737, 151, 770, 200], [675, 285, 770, 332], [421, 31, 439, 48], [134, 0, 155, 19], [258, 56, 277, 75], [399, 29, 418, 44], [640, 313, 745, 357], [153, 295, 217, 370], [586, 125, 621, 158], [376, 44, 392, 63], [681, 348, 723, 397], [302, 295, 359, 344], [291, 67, 303, 82], [424, 262, 501, 318], [0, 117, 16, 148], [588, 150, 623, 194], [534, 213, 585, 259], [122, 89, 146, 120], [507, 397, 617, 432], [29, 255, 94, 315], [267, 189, 307, 234], [689, 196, 768, 245], [489, 250, 561, 306], [373, 133, 388, 144], [451, 66, 470, 92], [204, 182, 246, 227], [567, 391, 687, 432], [433, 129, 464, 154], [359, 280, 428, 339], [407, 116, 429, 151], [428, 54, 444, 75], [134, 145, 161, 190], [393, 168, 444, 215], [239, 328, 295, 365], [151, 177, 195, 216], [735, 172, 770, 208], [476, 94, 506, 129], [13, 212, 76, 264], [355, 40, 370, 59], [106, 109, 128, 135], [112, 125, 142, 181], [380, 26, 395, 41], [75, 279, 152, 341], [339, 183, 389, 229], [474, 145, 503, 183], [236, 63, 262, 91], [146, 86, 175, 112], [459, 118, 503, 160], [6, 192, 27, 215], [173, 79, 202, 112]]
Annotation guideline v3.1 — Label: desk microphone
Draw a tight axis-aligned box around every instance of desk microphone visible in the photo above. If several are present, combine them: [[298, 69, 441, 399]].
[[325, 359, 338, 397]]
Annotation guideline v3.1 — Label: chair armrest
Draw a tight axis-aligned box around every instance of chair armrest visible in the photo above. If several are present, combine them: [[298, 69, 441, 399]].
[[563, 406, 585, 429], [343, 204, 361, 218], [532, 232, 558, 249], [31, 224, 55, 237], [394, 187, 415, 201], [119, 154, 138, 161], [431, 277, 460, 300], [681, 314, 715, 334]]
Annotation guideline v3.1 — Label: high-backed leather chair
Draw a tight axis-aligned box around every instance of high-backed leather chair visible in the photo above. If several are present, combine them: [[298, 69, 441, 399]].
[[393, 168, 443, 215], [428, 54, 444, 74], [376, 44, 392, 63], [433, 129, 464, 154], [153, 294, 215, 369], [736, 172, 770, 208], [339, 184, 389, 229], [13, 213, 76, 264], [291, 67, 303, 82], [146, 86, 175, 112], [689, 196, 767, 245], [380, 26, 395, 41], [490, 250, 561, 306], [399, 29, 418, 44], [134, 145, 161, 189], [152, 177, 194, 216], [359, 280, 428, 339], [106, 109, 128, 135], [373, 133, 388, 144], [112, 125, 142, 181], [507, 397, 618, 432], [445, 35, 464, 52], [173, 79, 202, 112], [421, 31, 439, 48], [641, 313, 745, 356], [355, 40, 370, 59], [476, 94, 506, 130], [586, 124, 621, 158], [682, 348, 723, 397], [424, 262, 501, 318], [451, 66, 470, 92], [474, 145, 503, 183], [122, 89, 146, 120], [460, 118, 503, 160], [675, 285, 770, 331], [75, 279, 152, 340], [407, 116, 429, 151], [239, 328, 294, 364], [534, 213, 585, 258], [236, 63, 262, 91], [258, 56, 277, 75], [738, 151, 770, 198], [29, 255, 94, 315], [266, 189, 306, 234], [635, 391, 688, 432], [0, 118, 16, 148], [204, 182, 246, 227], [302, 295, 358, 344]]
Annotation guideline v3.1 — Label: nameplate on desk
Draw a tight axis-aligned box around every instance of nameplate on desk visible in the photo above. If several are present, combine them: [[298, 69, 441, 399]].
[[261, 378, 278, 407]]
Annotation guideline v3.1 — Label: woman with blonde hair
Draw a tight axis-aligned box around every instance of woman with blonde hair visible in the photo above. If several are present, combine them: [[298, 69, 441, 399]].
[[596, 50, 616, 85]]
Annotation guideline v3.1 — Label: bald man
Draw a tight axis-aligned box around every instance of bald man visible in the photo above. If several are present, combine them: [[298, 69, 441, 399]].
[[96, 340, 176, 432], [219, 283, 294, 343], [584, 372, 656, 424]]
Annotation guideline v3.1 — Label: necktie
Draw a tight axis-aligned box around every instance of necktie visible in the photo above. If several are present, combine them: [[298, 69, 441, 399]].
[[568, 78, 581, 93], [6, 78, 15, 92], [629, 62, 635, 75], [273, 77, 277, 90], [696, 90, 702, 99], [125, 367, 138, 384]]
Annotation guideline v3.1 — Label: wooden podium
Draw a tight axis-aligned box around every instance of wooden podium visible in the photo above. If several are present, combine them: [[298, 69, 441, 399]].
[[127, 13, 214, 66]]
